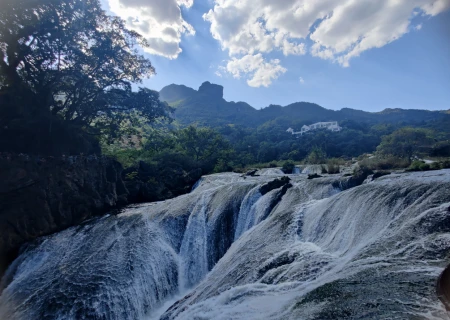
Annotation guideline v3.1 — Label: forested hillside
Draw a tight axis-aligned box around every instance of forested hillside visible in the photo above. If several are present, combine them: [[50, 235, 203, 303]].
[[160, 81, 449, 129]]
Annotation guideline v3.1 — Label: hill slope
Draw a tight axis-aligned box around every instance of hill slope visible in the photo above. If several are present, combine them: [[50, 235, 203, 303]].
[[160, 82, 448, 129]]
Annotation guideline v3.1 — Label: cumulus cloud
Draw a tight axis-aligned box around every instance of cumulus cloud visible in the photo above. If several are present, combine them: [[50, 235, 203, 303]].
[[226, 54, 287, 87], [299, 77, 305, 84], [107, 0, 195, 59], [204, 0, 450, 74]]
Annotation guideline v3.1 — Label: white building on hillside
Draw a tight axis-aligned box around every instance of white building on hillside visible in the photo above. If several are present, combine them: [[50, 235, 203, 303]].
[[287, 121, 342, 136]]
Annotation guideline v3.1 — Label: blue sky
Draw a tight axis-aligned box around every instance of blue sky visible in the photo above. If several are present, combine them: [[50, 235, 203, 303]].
[[103, 0, 450, 111]]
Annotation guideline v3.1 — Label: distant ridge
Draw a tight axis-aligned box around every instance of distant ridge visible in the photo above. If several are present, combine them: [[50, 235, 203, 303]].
[[160, 81, 449, 128]]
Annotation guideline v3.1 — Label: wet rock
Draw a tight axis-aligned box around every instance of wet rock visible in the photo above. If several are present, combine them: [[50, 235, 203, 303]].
[[372, 171, 391, 181], [307, 173, 323, 180], [260, 176, 291, 195], [241, 169, 259, 177], [0, 153, 128, 277]]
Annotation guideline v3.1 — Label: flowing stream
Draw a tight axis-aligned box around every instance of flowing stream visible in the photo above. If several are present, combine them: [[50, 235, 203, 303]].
[[1, 170, 450, 319]]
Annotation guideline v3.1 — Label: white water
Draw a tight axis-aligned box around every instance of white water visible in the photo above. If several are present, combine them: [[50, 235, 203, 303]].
[[301, 164, 325, 175], [1, 170, 450, 319], [293, 166, 301, 174]]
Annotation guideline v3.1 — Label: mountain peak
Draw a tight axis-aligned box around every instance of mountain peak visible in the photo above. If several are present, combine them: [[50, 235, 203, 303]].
[[198, 81, 224, 99]]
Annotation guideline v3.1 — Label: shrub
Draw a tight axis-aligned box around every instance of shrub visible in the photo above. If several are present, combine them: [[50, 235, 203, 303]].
[[431, 142, 450, 157], [214, 159, 233, 173], [306, 147, 326, 164], [372, 171, 391, 180], [281, 161, 295, 174], [407, 160, 422, 171], [407, 160, 430, 172], [359, 156, 410, 170], [326, 158, 343, 174], [269, 162, 278, 168], [430, 162, 442, 170], [350, 164, 374, 186], [442, 160, 450, 169]]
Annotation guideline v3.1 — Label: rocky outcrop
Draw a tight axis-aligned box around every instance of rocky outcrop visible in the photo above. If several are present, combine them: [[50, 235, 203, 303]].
[[241, 169, 259, 177], [198, 81, 224, 100], [260, 176, 291, 195], [0, 153, 128, 276], [307, 173, 323, 180]]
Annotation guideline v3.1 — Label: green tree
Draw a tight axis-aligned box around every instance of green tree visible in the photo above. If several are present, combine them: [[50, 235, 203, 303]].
[[0, 0, 171, 150], [376, 128, 434, 162], [306, 146, 326, 164], [176, 126, 233, 164]]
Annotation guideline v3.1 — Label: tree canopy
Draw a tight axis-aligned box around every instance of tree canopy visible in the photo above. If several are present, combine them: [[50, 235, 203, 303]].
[[376, 127, 435, 161], [0, 0, 172, 153]]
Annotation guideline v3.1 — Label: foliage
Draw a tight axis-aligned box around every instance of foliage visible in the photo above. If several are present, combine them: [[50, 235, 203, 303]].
[[306, 146, 327, 164], [407, 160, 450, 172], [107, 126, 234, 175], [281, 161, 295, 174], [442, 160, 450, 169], [431, 141, 450, 157], [351, 164, 374, 183], [326, 158, 343, 174], [175, 126, 231, 163], [407, 161, 431, 172], [0, 0, 172, 154], [359, 156, 410, 170], [376, 128, 435, 162], [430, 162, 442, 170]]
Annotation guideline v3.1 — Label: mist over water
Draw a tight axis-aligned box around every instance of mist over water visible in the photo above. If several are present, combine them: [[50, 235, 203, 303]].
[[1, 170, 450, 319]]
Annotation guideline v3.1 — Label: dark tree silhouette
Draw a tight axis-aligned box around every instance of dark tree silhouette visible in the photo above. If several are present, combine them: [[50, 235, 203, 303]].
[[0, 0, 172, 152]]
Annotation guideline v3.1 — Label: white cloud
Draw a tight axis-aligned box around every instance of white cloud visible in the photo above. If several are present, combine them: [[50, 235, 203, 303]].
[[299, 77, 305, 84], [282, 41, 306, 56], [204, 0, 450, 70], [107, 0, 195, 59], [415, 24, 423, 30], [226, 54, 287, 87]]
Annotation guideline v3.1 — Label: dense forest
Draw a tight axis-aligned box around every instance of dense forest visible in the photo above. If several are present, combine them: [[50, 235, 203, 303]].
[[107, 81, 450, 176]]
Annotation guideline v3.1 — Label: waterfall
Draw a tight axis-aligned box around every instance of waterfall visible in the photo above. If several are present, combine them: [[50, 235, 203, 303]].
[[179, 193, 209, 290], [1, 170, 450, 319], [0, 215, 181, 320], [292, 166, 301, 174], [162, 171, 450, 320], [258, 168, 285, 175], [234, 186, 262, 240], [301, 164, 325, 174]]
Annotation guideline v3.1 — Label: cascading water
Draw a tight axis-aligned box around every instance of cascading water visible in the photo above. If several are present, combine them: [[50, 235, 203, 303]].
[[234, 186, 262, 241], [1, 170, 450, 319], [301, 164, 324, 175], [292, 166, 301, 174], [258, 168, 285, 176], [179, 193, 209, 289]]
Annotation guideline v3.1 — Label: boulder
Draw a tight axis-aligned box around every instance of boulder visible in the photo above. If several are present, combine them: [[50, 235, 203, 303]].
[[260, 176, 291, 195], [241, 169, 259, 177]]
